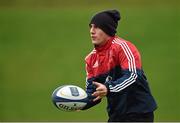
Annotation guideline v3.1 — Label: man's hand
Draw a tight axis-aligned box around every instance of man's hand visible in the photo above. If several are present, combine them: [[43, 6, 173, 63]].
[[92, 81, 108, 102]]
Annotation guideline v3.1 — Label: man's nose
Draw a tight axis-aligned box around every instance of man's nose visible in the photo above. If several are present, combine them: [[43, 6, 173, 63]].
[[90, 27, 95, 34]]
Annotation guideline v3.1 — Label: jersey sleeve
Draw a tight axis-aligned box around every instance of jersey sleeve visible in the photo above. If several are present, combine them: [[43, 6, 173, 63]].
[[105, 41, 141, 92], [81, 59, 101, 110]]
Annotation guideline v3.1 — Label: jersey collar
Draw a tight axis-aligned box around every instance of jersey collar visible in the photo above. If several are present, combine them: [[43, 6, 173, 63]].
[[94, 36, 115, 52]]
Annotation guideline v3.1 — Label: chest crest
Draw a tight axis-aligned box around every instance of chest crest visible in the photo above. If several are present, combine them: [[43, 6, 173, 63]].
[[92, 50, 117, 76]]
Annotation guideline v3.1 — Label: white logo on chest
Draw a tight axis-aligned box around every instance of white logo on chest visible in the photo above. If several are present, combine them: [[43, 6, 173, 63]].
[[92, 60, 99, 68]]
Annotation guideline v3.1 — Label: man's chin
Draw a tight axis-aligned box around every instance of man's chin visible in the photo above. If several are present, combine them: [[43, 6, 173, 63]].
[[92, 43, 100, 47], [92, 41, 99, 45]]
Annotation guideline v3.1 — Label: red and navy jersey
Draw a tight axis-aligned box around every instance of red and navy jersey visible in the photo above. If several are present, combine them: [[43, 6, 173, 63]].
[[83, 36, 157, 117]]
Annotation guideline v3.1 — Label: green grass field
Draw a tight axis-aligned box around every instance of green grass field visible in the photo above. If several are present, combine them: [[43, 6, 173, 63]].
[[0, 0, 180, 121]]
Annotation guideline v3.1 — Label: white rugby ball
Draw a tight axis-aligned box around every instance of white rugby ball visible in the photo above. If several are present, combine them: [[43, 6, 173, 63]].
[[52, 85, 87, 111]]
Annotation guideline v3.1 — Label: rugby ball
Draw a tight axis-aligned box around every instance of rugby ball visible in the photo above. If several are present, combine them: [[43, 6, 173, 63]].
[[52, 85, 87, 111]]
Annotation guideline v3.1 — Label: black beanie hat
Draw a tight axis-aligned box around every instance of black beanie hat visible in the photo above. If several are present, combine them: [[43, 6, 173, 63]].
[[90, 10, 120, 36]]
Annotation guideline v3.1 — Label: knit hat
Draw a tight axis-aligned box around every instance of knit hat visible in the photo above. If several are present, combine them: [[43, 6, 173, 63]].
[[89, 10, 120, 36]]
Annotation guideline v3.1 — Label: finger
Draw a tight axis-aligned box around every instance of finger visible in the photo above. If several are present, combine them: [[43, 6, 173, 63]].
[[93, 81, 101, 87], [92, 91, 100, 97], [96, 87, 103, 91], [93, 96, 101, 102], [93, 82, 103, 91], [93, 91, 106, 97]]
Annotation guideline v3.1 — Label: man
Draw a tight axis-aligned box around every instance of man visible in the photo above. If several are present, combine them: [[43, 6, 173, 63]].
[[81, 10, 157, 122]]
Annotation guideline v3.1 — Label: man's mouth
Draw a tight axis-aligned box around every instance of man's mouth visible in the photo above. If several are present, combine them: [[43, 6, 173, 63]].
[[91, 36, 96, 40]]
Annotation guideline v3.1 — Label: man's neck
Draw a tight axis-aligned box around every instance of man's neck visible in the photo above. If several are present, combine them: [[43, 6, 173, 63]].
[[94, 36, 114, 52], [94, 36, 112, 47]]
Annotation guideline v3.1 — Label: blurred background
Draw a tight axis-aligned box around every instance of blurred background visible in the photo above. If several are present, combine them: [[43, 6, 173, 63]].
[[0, 0, 179, 121]]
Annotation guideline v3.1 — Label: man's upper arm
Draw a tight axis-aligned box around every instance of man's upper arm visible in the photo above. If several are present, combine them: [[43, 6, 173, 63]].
[[106, 41, 141, 92]]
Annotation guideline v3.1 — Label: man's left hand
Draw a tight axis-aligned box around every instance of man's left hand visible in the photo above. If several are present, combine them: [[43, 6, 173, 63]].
[[92, 81, 108, 102]]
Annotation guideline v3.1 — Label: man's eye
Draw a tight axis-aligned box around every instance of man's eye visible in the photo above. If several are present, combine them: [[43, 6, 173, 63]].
[[89, 24, 92, 28]]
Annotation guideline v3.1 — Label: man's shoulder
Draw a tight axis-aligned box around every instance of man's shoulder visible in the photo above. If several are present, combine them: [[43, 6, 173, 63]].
[[112, 36, 135, 48], [85, 49, 96, 61], [113, 36, 128, 44], [111, 36, 127, 50], [113, 36, 140, 56]]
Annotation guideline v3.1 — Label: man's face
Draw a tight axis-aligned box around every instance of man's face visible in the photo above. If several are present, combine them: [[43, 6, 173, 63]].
[[90, 24, 110, 46]]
